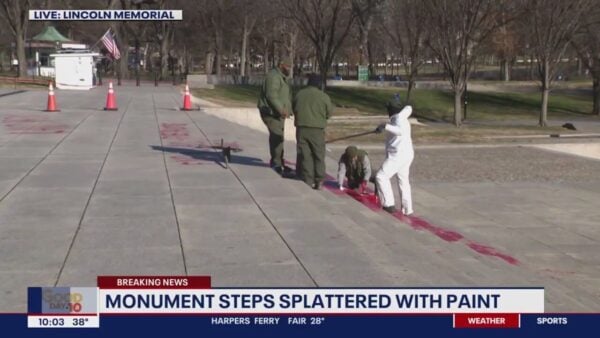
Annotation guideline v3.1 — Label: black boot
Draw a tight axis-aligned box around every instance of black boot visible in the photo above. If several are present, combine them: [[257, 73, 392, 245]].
[[382, 205, 397, 214]]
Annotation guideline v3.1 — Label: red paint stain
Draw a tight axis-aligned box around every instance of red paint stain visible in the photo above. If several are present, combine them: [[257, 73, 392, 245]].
[[323, 180, 380, 211], [540, 268, 577, 275], [398, 214, 464, 242], [2, 115, 68, 134], [466, 242, 519, 265], [160, 123, 190, 143], [320, 172, 518, 265], [159, 123, 243, 166], [170, 154, 207, 165]]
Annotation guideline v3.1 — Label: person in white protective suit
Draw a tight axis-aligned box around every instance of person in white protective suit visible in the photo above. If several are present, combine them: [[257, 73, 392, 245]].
[[375, 94, 414, 215]]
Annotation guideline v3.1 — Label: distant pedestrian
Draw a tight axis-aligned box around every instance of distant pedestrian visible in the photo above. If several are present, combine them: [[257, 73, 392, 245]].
[[375, 94, 414, 215], [293, 74, 333, 189], [337, 146, 373, 192], [257, 61, 293, 176]]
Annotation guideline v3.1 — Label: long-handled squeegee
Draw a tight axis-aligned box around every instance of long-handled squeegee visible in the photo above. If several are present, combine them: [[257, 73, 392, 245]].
[[326, 129, 377, 144]]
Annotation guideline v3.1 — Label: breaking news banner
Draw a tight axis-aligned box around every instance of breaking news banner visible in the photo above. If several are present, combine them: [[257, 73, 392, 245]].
[[0, 276, 593, 337], [29, 9, 182, 21]]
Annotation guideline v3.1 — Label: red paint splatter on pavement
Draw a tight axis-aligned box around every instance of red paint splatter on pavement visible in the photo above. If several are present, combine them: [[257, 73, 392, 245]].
[[160, 123, 190, 142], [323, 180, 380, 211], [466, 242, 520, 265], [170, 154, 206, 165], [2, 115, 68, 134], [398, 214, 465, 242], [538, 268, 576, 278], [320, 172, 518, 265], [158, 123, 243, 165]]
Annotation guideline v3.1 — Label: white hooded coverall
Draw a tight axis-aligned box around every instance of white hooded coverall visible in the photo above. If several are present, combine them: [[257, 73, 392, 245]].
[[376, 105, 414, 215]]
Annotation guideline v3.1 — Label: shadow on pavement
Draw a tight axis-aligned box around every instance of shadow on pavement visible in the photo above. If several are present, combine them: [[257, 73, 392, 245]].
[[150, 145, 268, 168]]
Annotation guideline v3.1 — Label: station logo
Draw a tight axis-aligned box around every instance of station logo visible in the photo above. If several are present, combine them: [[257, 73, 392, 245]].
[[28, 287, 98, 314]]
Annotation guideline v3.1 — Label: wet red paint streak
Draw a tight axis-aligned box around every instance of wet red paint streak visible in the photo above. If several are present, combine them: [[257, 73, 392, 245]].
[[398, 214, 464, 242], [466, 242, 519, 265], [343, 189, 381, 211], [321, 174, 518, 265], [2, 115, 68, 134]]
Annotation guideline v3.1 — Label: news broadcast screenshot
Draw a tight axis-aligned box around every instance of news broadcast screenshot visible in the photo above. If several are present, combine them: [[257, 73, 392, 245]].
[[0, 0, 599, 337]]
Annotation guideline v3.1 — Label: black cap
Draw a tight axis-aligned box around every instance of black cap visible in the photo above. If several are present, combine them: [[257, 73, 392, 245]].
[[386, 93, 402, 116]]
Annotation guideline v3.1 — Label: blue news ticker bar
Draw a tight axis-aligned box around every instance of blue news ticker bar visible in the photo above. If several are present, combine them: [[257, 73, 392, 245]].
[[5, 314, 598, 337]]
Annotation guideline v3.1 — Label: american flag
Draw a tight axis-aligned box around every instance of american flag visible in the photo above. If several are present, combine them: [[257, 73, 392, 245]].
[[101, 29, 121, 60]]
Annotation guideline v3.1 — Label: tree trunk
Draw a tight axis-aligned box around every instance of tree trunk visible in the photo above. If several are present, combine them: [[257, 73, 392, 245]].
[[593, 76, 600, 115], [320, 67, 328, 90], [215, 31, 223, 76], [287, 31, 297, 79], [540, 60, 550, 127], [358, 15, 373, 66], [120, 48, 129, 79], [161, 48, 169, 78], [529, 55, 535, 81], [263, 49, 269, 74], [367, 40, 374, 77], [15, 30, 27, 77], [406, 79, 415, 104], [454, 89, 463, 127], [501, 59, 510, 81], [215, 51, 221, 76], [205, 52, 213, 75], [240, 22, 248, 77], [144, 42, 150, 71], [540, 88, 549, 127]]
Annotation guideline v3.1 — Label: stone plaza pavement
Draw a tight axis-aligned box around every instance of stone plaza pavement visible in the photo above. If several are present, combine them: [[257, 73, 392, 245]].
[[0, 84, 598, 312]]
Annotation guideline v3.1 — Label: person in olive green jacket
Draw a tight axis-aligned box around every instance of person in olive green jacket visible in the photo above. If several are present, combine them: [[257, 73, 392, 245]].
[[257, 62, 293, 175], [337, 145, 373, 192], [293, 74, 333, 189]]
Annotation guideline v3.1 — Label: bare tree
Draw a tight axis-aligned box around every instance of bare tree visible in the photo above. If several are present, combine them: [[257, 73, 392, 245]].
[[572, 8, 600, 115], [282, 0, 357, 88], [352, 0, 382, 75], [383, 0, 427, 103], [423, 0, 512, 126], [526, 0, 593, 126], [488, 8, 520, 81], [197, 0, 235, 76], [236, 0, 258, 77], [0, 0, 31, 77], [253, 13, 274, 75]]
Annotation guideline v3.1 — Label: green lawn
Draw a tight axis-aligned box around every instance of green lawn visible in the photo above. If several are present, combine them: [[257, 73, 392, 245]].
[[192, 84, 596, 122]]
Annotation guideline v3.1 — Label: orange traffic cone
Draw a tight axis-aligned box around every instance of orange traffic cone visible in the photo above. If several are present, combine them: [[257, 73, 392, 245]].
[[104, 81, 118, 111], [181, 84, 193, 111], [45, 82, 60, 112]]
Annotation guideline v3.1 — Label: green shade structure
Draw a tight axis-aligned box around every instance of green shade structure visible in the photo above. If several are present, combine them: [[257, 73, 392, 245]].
[[32, 26, 71, 42]]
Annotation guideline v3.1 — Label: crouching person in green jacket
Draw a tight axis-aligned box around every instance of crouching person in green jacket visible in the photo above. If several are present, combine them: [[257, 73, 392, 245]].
[[293, 74, 333, 190], [337, 145, 373, 192]]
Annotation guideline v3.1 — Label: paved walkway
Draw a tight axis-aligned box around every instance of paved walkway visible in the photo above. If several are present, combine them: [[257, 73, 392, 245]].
[[0, 84, 598, 312]]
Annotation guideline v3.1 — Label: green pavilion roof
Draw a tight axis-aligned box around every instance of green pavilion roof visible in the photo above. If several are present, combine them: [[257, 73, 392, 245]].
[[32, 26, 71, 42]]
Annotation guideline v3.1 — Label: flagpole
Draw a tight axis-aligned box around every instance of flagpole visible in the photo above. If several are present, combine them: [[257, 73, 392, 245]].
[[90, 28, 112, 51]]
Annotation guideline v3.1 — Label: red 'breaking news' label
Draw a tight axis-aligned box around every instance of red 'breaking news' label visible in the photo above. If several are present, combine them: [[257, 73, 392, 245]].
[[454, 313, 520, 329], [97, 276, 211, 289]]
